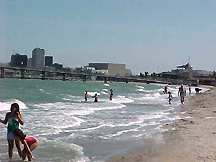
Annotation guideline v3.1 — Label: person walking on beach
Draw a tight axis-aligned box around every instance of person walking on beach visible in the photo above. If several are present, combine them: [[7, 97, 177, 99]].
[[168, 91, 172, 104], [178, 85, 185, 104], [109, 89, 113, 101], [0, 103, 24, 160], [14, 129, 39, 161]]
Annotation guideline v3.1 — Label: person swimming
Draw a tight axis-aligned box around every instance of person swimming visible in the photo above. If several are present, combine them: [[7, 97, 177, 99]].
[[14, 129, 39, 161]]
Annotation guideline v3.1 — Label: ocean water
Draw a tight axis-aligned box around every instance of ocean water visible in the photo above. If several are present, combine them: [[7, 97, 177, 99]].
[[0, 79, 207, 162]]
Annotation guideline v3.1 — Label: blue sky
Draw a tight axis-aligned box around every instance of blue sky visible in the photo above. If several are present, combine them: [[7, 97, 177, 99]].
[[1, 0, 216, 73]]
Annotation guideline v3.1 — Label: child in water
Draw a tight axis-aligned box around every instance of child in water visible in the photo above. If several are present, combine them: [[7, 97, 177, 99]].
[[14, 129, 39, 161]]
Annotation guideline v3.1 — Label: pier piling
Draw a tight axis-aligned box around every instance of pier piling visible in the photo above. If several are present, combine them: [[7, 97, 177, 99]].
[[20, 69, 25, 79], [0, 67, 5, 78], [42, 71, 46, 80]]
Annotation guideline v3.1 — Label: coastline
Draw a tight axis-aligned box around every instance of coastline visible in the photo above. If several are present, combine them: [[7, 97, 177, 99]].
[[106, 87, 216, 162]]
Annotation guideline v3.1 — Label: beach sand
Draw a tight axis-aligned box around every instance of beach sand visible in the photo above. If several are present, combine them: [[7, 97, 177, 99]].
[[107, 88, 216, 162]]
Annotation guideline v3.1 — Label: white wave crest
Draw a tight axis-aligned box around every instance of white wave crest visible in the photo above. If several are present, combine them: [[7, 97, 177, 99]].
[[0, 99, 27, 112]]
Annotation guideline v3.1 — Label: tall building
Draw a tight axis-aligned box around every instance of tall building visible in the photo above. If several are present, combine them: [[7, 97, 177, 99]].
[[32, 48, 45, 69], [10, 53, 28, 68], [45, 56, 53, 66]]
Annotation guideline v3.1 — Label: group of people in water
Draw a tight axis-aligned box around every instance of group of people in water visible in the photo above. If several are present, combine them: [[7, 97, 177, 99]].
[[0, 84, 203, 161], [0, 103, 38, 161], [84, 89, 114, 102], [164, 84, 201, 104]]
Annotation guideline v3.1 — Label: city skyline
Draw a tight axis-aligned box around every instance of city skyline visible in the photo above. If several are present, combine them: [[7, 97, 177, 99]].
[[1, 0, 216, 73]]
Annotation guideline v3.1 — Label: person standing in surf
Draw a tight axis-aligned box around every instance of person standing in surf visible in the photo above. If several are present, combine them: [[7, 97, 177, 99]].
[[168, 91, 172, 104], [109, 89, 113, 101], [84, 91, 88, 102], [0, 103, 24, 160], [178, 85, 185, 104], [94, 93, 98, 102]]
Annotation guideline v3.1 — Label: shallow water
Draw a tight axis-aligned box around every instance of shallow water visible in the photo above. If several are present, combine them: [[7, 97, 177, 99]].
[[0, 79, 206, 162]]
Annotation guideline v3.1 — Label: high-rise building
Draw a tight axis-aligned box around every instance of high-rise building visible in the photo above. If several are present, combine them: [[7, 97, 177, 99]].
[[32, 48, 45, 69], [45, 56, 53, 66], [10, 53, 28, 67]]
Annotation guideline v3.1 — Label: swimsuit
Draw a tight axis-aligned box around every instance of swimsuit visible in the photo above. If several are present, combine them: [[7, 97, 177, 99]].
[[25, 136, 37, 147], [7, 118, 19, 140]]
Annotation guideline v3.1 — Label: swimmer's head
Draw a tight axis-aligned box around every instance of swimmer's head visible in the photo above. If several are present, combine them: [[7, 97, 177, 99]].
[[10, 103, 19, 113]]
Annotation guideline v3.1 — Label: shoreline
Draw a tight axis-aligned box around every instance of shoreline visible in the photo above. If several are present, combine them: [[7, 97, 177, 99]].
[[106, 88, 216, 162]]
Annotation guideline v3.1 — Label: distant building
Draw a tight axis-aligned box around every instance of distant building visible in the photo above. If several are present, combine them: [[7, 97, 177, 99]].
[[10, 53, 28, 68], [52, 63, 63, 70], [32, 48, 45, 69], [160, 63, 192, 79], [45, 56, 53, 66], [160, 63, 214, 80], [88, 63, 132, 76], [27, 58, 32, 68], [192, 70, 213, 78]]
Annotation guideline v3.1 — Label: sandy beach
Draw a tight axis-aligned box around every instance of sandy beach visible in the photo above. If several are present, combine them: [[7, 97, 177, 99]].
[[107, 88, 216, 162]]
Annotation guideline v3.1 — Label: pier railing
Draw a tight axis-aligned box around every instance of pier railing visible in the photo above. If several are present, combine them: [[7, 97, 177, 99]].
[[0, 66, 170, 84]]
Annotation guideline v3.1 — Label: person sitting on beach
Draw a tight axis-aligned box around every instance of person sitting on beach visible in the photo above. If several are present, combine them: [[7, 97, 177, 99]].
[[109, 89, 113, 101], [0, 103, 24, 160], [94, 93, 98, 102], [168, 91, 172, 104], [14, 129, 39, 161]]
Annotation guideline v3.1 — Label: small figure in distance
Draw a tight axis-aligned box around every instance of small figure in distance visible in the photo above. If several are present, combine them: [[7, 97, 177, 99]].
[[168, 91, 172, 104], [178, 84, 185, 104], [163, 85, 168, 94], [15, 129, 39, 161], [109, 89, 113, 101], [188, 84, 191, 95], [94, 93, 98, 102], [84, 91, 88, 102]]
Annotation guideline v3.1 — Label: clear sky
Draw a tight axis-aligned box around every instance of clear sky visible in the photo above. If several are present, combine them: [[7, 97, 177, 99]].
[[0, 0, 216, 73]]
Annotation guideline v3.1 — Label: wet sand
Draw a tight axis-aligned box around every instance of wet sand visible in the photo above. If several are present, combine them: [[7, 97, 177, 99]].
[[107, 88, 216, 162]]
